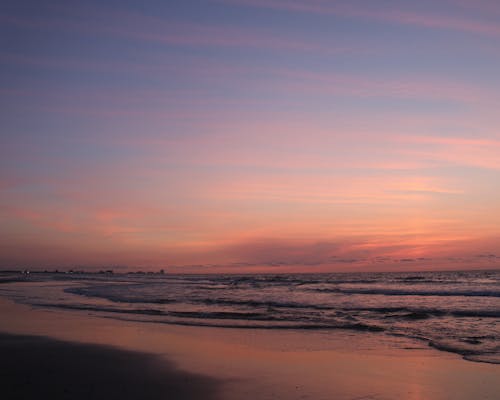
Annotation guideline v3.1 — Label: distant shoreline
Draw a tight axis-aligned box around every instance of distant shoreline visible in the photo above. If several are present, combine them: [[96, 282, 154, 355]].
[[1, 267, 500, 276]]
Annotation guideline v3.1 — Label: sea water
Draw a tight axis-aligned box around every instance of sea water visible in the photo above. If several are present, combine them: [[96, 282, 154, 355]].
[[1, 269, 498, 363]]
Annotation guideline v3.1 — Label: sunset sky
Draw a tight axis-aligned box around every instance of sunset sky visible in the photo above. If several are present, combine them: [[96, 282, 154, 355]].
[[1, 0, 500, 272]]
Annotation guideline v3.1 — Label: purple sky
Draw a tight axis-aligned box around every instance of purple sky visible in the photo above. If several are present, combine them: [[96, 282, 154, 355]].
[[1, 0, 500, 272]]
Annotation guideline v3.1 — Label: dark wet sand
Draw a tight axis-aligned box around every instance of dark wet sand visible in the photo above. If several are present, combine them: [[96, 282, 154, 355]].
[[0, 333, 220, 400]]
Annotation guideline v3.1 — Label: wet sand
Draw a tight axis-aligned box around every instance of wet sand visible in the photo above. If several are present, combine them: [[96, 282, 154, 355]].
[[0, 333, 220, 400], [0, 296, 499, 400]]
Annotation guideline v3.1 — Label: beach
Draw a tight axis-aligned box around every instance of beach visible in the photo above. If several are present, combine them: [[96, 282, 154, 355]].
[[0, 333, 219, 400], [1, 293, 499, 400]]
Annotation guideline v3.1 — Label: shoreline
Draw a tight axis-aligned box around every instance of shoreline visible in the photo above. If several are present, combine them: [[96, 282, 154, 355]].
[[1, 296, 499, 399]]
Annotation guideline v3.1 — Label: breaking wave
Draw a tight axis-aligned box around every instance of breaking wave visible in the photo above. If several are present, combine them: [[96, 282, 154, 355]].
[[1, 269, 498, 364]]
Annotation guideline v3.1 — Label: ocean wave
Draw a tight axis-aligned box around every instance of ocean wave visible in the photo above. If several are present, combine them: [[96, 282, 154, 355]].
[[354, 307, 500, 319], [65, 286, 177, 304], [428, 340, 481, 356], [199, 298, 335, 310], [64, 287, 500, 319], [310, 287, 500, 297], [31, 301, 385, 332], [102, 315, 386, 332], [32, 303, 274, 321]]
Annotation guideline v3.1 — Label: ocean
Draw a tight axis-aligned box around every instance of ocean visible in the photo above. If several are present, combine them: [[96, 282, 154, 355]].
[[1, 269, 498, 364]]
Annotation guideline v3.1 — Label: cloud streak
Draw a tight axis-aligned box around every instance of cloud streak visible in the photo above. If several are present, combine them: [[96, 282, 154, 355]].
[[0, 8, 354, 55], [222, 0, 500, 37]]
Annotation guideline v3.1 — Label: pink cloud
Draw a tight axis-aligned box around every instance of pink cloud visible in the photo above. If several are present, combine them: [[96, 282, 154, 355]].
[[452, 0, 500, 16], [4, 206, 77, 234], [395, 135, 500, 169], [401, 135, 500, 147], [222, 0, 500, 37], [271, 68, 489, 103], [201, 173, 462, 206]]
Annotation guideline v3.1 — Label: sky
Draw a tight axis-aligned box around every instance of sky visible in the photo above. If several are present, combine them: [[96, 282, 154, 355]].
[[1, 0, 500, 272]]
